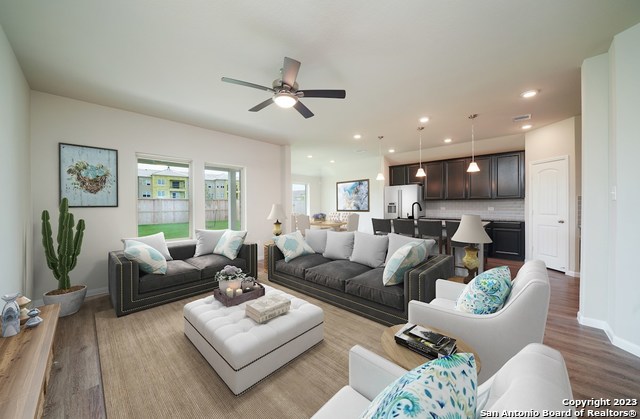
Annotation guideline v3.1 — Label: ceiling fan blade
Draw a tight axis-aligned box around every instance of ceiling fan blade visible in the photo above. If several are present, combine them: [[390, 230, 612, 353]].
[[293, 101, 314, 119], [298, 89, 346, 99], [221, 77, 275, 92], [282, 57, 301, 88], [249, 98, 274, 112]]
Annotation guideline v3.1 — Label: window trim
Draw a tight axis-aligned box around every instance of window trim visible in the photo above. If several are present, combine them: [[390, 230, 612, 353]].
[[204, 163, 245, 231]]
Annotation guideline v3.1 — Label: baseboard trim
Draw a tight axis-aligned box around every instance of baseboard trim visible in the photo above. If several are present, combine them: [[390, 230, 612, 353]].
[[577, 312, 640, 358], [565, 270, 580, 277]]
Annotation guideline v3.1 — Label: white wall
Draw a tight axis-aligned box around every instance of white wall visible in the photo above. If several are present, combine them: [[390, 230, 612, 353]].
[[524, 117, 581, 276], [30, 92, 285, 298], [580, 22, 640, 357], [0, 24, 31, 297]]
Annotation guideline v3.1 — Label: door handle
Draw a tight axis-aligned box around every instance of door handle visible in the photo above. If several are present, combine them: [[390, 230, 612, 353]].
[[558, 220, 565, 224]]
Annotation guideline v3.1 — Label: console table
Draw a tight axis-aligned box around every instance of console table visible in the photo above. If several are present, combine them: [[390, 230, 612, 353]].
[[0, 304, 60, 418]]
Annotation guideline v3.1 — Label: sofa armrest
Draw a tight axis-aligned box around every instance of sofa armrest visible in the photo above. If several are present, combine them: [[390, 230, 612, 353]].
[[405, 254, 454, 303], [267, 244, 284, 276], [108, 250, 140, 317], [237, 242, 258, 279], [349, 345, 407, 401], [435, 279, 465, 300]]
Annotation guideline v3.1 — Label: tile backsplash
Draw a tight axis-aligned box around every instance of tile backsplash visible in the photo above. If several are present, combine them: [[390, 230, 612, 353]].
[[424, 199, 524, 221]]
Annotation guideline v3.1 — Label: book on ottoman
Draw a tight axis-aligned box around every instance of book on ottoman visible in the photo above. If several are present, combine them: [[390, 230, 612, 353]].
[[246, 294, 291, 323]]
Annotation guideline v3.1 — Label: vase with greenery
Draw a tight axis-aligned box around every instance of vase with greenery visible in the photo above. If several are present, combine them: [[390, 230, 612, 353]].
[[41, 197, 87, 316]]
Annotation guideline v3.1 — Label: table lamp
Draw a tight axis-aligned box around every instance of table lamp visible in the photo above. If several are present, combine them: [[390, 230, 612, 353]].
[[267, 204, 286, 236], [451, 214, 492, 283]]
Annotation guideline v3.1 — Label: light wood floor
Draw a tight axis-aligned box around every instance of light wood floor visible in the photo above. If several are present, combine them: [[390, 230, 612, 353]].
[[43, 259, 640, 418]]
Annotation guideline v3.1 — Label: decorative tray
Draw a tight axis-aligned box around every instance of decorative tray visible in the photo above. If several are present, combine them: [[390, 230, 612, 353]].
[[213, 282, 265, 307]]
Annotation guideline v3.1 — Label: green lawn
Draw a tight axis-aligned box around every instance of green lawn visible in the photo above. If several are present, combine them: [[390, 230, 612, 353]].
[[138, 220, 239, 239]]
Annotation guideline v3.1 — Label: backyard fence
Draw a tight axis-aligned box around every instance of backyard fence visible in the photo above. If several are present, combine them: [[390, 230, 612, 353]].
[[138, 199, 235, 224]]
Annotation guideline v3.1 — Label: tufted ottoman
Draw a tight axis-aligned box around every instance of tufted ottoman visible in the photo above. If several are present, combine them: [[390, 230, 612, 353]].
[[183, 285, 324, 395]]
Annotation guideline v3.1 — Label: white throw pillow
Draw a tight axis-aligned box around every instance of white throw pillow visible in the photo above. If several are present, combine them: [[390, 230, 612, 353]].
[[385, 233, 428, 264], [193, 229, 226, 257], [213, 230, 247, 260], [322, 231, 355, 260], [274, 231, 316, 262], [349, 231, 389, 268], [304, 229, 328, 254], [382, 241, 428, 286], [123, 240, 167, 274], [121, 232, 172, 261]]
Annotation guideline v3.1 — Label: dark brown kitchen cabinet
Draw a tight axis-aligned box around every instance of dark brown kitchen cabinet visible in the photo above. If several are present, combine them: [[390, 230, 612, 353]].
[[494, 152, 525, 198], [407, 163, 426, 184], [389, 165, 408, 186], [467, 156, 492, 199], [424, 161, 444, 200], [445, 158, 468, 199], [489, 221, 525, 260]]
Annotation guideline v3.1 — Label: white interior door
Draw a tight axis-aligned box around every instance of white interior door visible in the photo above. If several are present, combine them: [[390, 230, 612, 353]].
[[530, 156, 569, 272]]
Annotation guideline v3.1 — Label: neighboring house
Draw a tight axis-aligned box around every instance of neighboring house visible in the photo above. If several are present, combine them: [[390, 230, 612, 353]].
[[137, 167, 189, 199]]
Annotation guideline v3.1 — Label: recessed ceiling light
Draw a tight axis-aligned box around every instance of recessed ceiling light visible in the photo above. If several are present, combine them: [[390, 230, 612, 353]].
[[388, 148, 395, 153], [520, 90, 538, 98], [419, 116, 429, 123], [330, 160, 335, 163], [522, 124, 533, 130], [444, 138, 452, 143], [353, 134, 362, 139], [307, 155, 313, 158]]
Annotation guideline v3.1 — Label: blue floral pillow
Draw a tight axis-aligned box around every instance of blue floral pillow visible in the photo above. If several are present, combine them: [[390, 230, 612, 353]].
[[361, 353, 477, 418], [455, 266, 512, 314], [274, 230, 315, 262], [213, 230, 247, 260], [382, 241, 428, 286], [123, 240, 167, 274]]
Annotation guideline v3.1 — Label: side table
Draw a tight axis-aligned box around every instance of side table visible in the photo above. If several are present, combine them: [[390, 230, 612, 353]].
[[263, 240, 274, 273]]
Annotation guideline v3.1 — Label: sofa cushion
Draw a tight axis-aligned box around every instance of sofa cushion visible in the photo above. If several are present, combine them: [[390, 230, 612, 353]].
[[305, 260, 370, 291], [138, 260, 201, 293], [349, 232, 388, 268], [455, 266, 512, 314], [305, 229, 328, 253], [322, 231, 354, 260], [385, 233, 430, 264], [123, 240, 167, 274], [193, 229, 225, 257], [383, 241, 428, 286], [214, 230, 247, 260], [345, 268, 404, 309], [122, 232, 173, 261], [184, 253, 246, 279], [275, 253, 333, 279], [361, 353, 477, 419], [274, 230, 315, 262]]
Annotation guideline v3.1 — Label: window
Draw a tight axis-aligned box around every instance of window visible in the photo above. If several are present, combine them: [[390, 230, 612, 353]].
[[137, 157, 191, 239], [145, 179, 151, 186], [171, 180, 181, 189], [292, 183, 308, 214], [204, 165, 243, 230]]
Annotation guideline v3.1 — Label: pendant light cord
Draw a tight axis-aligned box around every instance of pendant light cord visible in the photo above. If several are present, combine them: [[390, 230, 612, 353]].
[[469, 114, 478, 162]]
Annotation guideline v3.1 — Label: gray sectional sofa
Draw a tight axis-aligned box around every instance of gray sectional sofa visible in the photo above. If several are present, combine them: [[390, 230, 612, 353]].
[[267, 232, 453, 325], [108, 240, 258, 316]]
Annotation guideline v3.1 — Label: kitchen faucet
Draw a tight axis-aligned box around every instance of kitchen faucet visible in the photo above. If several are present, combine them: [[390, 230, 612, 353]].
[[411, 201, 422, 220]]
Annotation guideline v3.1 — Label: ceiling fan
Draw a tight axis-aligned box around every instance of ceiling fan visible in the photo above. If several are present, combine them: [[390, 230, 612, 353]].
[[221, 57, 346, 119]]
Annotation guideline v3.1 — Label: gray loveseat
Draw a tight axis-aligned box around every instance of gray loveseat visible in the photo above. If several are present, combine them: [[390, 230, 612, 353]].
[[267, 232, 453, 326], [108, 240, 258, 316]]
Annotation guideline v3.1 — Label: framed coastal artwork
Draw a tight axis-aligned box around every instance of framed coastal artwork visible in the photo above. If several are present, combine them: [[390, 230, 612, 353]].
[[336, 179, 369, 212], [59, 143, 118, 207]]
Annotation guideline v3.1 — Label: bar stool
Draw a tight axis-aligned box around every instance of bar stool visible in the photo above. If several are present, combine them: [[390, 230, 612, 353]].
[[372, 218, 392, 235], [417, 220, 444, 254], [392, 219, 416, 237]]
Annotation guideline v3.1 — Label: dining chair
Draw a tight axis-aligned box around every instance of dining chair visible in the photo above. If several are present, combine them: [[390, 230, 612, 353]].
[[295, 214, 311, 235], [392, 219, 416, 237], [345, 213, 359, 231], [417, 220, 444, 254], [371, 218, 392, 235]]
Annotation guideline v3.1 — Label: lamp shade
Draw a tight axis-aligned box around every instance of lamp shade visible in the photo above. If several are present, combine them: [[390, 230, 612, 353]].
[[451, 214, 492, 244], [267, 204, 286, 221]]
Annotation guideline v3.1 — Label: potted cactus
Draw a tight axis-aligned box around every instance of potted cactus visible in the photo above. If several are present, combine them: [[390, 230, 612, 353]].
[[41, 197, 87, 317]]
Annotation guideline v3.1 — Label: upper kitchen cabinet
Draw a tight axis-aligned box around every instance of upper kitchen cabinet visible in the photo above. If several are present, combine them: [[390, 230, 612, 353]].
[[424, 161, 444, 200], [445, 158, 468, 199], [389, 165, 408, 186], [467, 156, 493, 199], [407, 163, 427, 184], [493, 151, 525, 198]]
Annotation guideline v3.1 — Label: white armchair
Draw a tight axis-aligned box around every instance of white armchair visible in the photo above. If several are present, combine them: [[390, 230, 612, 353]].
[[408, 259, 550, 383]]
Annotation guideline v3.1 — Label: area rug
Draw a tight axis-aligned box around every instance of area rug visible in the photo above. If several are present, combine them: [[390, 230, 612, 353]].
[[95, 280, 387, 419]]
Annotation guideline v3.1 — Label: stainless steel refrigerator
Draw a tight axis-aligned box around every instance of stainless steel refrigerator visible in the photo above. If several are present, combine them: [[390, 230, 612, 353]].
[[384, 185, 424, 219]]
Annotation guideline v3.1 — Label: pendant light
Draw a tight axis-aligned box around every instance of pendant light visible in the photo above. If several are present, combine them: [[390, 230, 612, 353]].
[[467, 114, 480, 173], [416, 126, 426, 177], [376, 136, 385, 181]]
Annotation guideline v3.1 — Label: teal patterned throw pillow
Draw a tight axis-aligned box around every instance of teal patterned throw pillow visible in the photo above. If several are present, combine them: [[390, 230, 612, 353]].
[[455, 266, 512, 314], [361, 353, 477, 418], [274, 230, 315, 262], [213, 230, 247, 260], [382, 241, 428, 286], [123, 240, 167, 274]]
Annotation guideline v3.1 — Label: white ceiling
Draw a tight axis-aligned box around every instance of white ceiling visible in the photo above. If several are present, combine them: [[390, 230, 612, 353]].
[[1, 1, 639, 176]]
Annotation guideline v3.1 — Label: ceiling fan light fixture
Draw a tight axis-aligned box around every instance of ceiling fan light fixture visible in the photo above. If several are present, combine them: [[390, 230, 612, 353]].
[[273, 92, 298, 108]]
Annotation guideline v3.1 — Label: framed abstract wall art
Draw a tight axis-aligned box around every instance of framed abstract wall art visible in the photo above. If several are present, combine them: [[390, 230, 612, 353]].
[[59, 143, 118, 207], [336, 179, 369, 212]]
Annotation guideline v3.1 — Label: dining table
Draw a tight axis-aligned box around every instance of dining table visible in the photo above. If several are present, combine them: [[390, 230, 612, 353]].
[[309, 220, 346, 231]]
